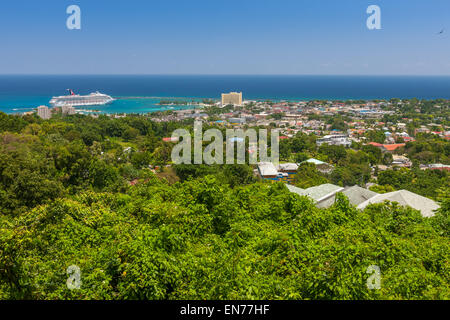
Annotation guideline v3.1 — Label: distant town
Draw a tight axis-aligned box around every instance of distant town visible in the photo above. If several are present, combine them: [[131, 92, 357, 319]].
[[31, 91, 450, 172]]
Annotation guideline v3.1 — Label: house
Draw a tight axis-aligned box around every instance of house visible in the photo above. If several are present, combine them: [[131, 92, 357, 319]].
[[287, 183, 345, 208], [228, 117, 246, 124], [341, 186, 379, 206], [278, 163, 299, 182], [420, 164, 450, 171], [368, 142, 383, 148], [357, 190, 440, 218], [303, 158, 326, 165], [302, 158, 334, 174], [382, 144, 405, 153], [276, 172, 290, 182], [257, 162, 279, 181], [258, 162, 299, 182], [368, 142, 405, 153], [392, 155, 412, 168], [310, 185, 378, 208], [123, 147, 133, 154], [162, 137, 179, 143], [316, 134, 351, 147]]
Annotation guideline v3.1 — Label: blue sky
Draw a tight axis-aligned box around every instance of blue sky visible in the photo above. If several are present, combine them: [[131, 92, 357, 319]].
[[0, 0, 449, 75]]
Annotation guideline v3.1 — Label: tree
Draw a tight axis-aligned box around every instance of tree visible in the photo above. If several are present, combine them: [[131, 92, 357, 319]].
[[330, 117, 348, 131], [382, 153, 393, 165], [89, 160, 120, 190], [293, 163, 330, 188], [318, 144, 347, 164], [123, 127, 140, 142], [222, 164, 255, 188], [294, 152, 309, 163], [366, 130, 386, 144], [130, 152, 152, 169], [362, 144, 382, 165]]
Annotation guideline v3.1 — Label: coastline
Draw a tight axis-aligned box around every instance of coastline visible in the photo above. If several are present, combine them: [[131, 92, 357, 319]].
[[2, 74, 450, 114]]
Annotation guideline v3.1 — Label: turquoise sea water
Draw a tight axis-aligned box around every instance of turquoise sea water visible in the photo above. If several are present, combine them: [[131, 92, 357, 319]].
[[1, 75, 450, 114], [0, 95, 201, 115]]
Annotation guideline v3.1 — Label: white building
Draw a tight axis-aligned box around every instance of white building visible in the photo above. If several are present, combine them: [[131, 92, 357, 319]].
[[316, 134, 351, 147], [257, 162, 279, 181], [62, 105, 76, 115], [357, 190, 440, 218], [37, 105, 51, 120], [221, 92, 242, 106]]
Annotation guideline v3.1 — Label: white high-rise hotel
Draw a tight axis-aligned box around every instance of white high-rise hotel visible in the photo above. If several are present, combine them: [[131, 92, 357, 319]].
[[37, 106, 51, 120], [221, 92, 242, 106]]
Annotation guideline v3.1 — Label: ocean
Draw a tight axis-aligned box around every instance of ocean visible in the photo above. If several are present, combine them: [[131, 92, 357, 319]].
[[1, 75, 450, 114]]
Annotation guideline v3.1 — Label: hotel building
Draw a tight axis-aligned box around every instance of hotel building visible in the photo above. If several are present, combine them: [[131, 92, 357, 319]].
[[37, 105, 51, 120], [221, 92, 243, 106]]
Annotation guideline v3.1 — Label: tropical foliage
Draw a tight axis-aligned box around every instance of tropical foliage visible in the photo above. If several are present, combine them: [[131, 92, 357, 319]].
[[0, 112, 448, 300]]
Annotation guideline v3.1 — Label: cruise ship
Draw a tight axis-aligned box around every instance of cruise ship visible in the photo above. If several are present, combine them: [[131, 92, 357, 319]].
[[50, 90, 114, 108]]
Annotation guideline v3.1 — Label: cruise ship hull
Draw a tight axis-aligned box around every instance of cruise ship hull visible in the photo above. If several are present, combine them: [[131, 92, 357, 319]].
[[49, 92, 115, 108]]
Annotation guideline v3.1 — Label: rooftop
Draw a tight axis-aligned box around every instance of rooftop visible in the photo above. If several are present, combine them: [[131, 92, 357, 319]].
[[278, 163, 299, 171], [342, 186, 379, 206], [286, 184, 307, 197], [258, 162, 278, 176], [287, 183, 344, 203], [382, 144, 406, 151], [357, 190, 440, 218], [303, 158, 326, 165], [305, 184, 345, 202]]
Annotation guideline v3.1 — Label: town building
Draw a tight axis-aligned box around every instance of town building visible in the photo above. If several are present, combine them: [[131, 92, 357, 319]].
[[392, 155, 412, 168], [357, 190, 440, 218], [316, 134, 351, 147], [37, 105, 51, 119], [221, 92, 243, 106], [381, 143, 405, 153], [228, 117, 246, 125], [62, 105, 76, 115], [278, 163, 299, 183], [286, 183, 345, 208], [420, 164, 450, 171], [302, 158, 334, 174], [257, 162, 279, 181], [368, 142, 406, 153], [340, 186, 379, 206]]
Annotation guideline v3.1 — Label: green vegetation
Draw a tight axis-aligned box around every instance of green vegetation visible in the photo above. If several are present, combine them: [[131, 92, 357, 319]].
[[293, 163, 330, 188], [405, 134, 450, 165], [365, 129, 386, 144], [0, 112, 449, 300], [377, 168, 449, 200], [1, 176, 448, 299]]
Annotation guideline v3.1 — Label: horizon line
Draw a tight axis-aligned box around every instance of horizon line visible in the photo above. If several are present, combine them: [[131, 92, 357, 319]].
[[2, 73, 450, 77]]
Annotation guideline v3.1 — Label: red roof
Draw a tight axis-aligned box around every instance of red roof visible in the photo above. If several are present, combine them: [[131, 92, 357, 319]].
[[368, 142, 383, 147], [431, 167, 450, 171], [163, 137, 179, 142], [382, 144, 405, 151]]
